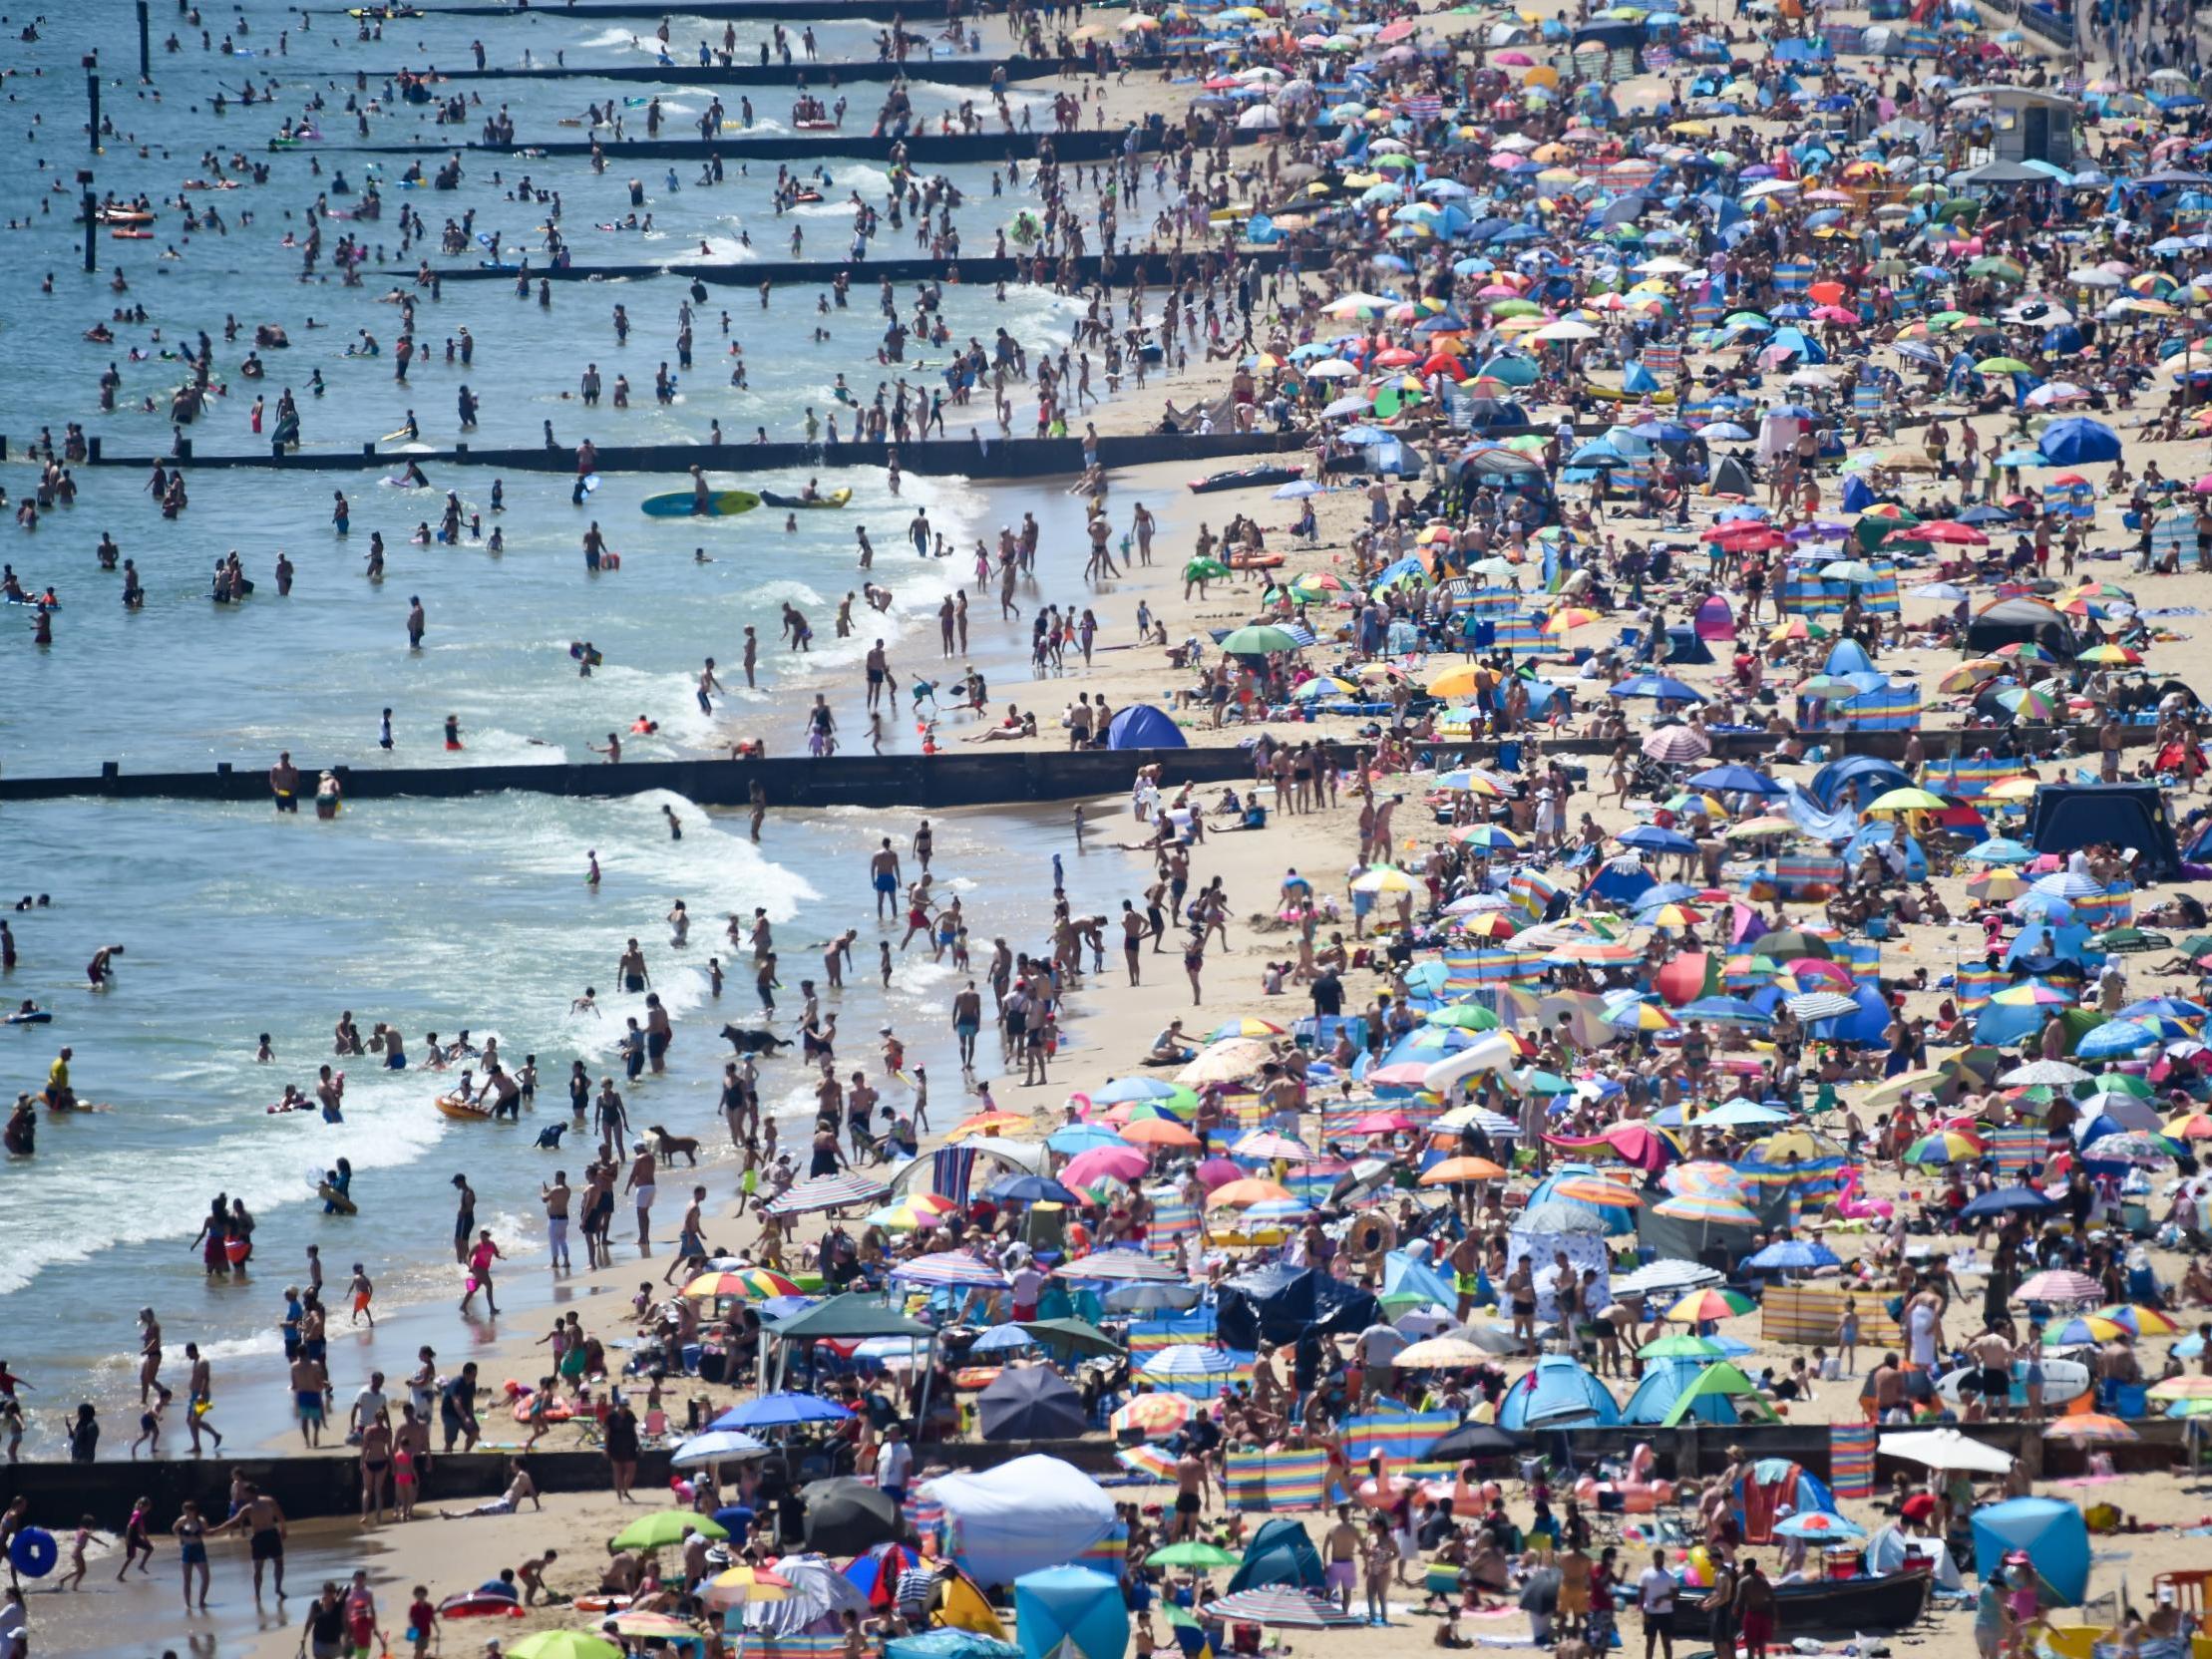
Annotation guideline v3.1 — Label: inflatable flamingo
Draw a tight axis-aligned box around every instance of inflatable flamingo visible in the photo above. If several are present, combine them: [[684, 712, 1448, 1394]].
[[1834, 1166, 1894, 1221]]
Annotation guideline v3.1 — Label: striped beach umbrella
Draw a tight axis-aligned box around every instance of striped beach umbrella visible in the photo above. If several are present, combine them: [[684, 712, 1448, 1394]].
[[1653, 1193, 1759, 1226], [1664, 1287, 1757, 1322], [888, 1252, 1008, 1288], [1202, 1588, 1363, 1628], [763, 1172, 891, 1216]]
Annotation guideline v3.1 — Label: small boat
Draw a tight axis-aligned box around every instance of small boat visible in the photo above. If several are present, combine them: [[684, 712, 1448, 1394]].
[[1189, 464, 1302, 495], [1771, 1564, 1932, 1634], [760, 489, 853, 509], [436, 1092, 497, 1122]]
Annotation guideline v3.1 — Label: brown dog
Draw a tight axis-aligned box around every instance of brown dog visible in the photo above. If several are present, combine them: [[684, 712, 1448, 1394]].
[[647, 1126, 699, 1166]]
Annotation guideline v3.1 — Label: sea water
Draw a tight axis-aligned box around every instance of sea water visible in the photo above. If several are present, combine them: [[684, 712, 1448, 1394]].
[[0, 0, 1147, 1446]]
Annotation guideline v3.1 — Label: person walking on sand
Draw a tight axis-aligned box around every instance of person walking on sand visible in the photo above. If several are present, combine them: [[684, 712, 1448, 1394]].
[[460, 1229, 501, 1316]]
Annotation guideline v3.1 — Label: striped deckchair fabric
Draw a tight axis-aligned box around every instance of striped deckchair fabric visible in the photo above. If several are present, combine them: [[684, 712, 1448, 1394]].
[[1641, 344, 1682, 378], [1147, 1185, 1200, 1262], [1731, 1155, 1843, 1204], [1957, 965, 2010, 1010], [1760, 1284, 1904, 1347], [1441, 946, 1548, 989], [1223, 1448, 1334, 1511], [731, 1631, 854, 1654], [1493, 617, 1549, 656], [1338, 1407, 1458, 1462], [1920, 755, 2016, 800], [1988, 1125, 2045, 1176], [1459, 587, 1523, 619], [1837, 681, 1920, 732], [2068, 884, 2132, 927], [1829, 1425, 1876, 1497], [1771, 260, 1814, 293], [904, 1490, 949, 1547], [1127, 1310, 1219, 1353]]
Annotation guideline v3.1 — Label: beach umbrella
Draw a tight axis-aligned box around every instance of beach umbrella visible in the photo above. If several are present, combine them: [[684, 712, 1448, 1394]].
[[1905, 1130, 1986, 1164], [1643, 726, 1712, 762], [2016, 1269, 2103, 1303], [1884, 1428, 2016, 1475], [1114, 1395, 1198, 1438], [509, 1637, 623, 1659], [1664, 1287, 1756, 1322], [700, 1565, 796, 1611], [611, 1510, 730, 1551], [1420, 1157, 1509, 1184], [1393, 1336, 1492, 1369], [1219, 624, 1302, 655], [1202, 1589, 1363, 1629], [1653, 1193, 1758, 1226], [1147, 1540, 1241, 1569], [671, 1429, 771, 1469], [764, 1173, 892, 1216], [1743, 1239, 1840, 1271], [1550, 1173, 1643, 1206], [1054, 1249, 1181, 1282], [2044, 1414, 2137, 1443], [711, 1394, 854, 1432], [2092, 1304, 2180, 1336], [1773, 1512, 1866, 1539]]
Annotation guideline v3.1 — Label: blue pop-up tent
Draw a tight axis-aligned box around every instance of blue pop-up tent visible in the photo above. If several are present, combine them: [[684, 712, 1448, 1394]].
[[1498, 1356, 1624, 1429], [1015, 1567, 1128, 1659], [1106, 705, 1186, 750], [1971, 1497, 2090, 1604]]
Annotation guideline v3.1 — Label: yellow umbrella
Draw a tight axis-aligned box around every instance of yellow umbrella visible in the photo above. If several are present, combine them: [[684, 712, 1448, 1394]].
[[1980, 777, 2038, 801], [1426, 663, 1486, 699]]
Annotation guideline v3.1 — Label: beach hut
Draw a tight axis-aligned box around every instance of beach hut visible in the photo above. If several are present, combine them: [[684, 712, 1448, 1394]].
[[1105, 705, 1187, 751], [1015, 1567, 1129, 1659]]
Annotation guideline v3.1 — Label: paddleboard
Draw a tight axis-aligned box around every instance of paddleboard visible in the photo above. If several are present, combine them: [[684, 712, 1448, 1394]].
[[580, 474, 600, 496], [1934, 1357, 2090, 1410], [640, 490, 760, 518]]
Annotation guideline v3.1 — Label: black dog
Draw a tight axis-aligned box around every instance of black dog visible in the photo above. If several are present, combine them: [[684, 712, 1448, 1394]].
[[719, 1024, 793, 1055], [534, 1122, 567, 1150]]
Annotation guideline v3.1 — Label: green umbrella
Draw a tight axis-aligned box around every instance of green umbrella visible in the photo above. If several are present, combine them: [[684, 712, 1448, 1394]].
[[1184, 558, 1231, 580], [1636, 1333, 1725, 1359], [1219, 624, 1301, 655], [1967, 254, 2025, 281], [1148, 1541, 1244, 1568], [611, 1510, 729, 1552], [1019, 1317, 1127, 1359], [1486, 299, 1542, 318], [1425, 1002, 1503, 1031], [1976, 356, 2034, 375], [509, 1636, 624, 1659], [2090, 927, 2170, 953], [1476, 353, 1540, 384]]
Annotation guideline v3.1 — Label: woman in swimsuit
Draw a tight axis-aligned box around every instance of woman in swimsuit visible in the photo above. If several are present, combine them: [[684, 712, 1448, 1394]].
[[360, 1419, 394, 1523], [173, 1500, 210, 1611]]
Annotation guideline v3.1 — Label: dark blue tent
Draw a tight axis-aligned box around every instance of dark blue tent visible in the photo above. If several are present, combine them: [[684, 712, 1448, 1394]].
[[1228, 1519, 1325, 1594], [1105, 705, 1186, 750], [1807, 755, 1912, 811]]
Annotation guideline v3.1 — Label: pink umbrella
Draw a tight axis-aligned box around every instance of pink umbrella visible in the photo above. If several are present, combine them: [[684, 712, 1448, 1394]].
[[1063, 1147, 1152, 1187], [1811, 305, 1859, 324], [1368, 1062, 1434, 1088], [1352, 1110, 1419, 1135], [1195, 1156, 1248, 1189], [1494, 50, 1534, 64]]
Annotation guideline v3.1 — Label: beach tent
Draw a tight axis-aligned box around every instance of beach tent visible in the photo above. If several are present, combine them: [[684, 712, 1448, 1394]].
[[1971, 1497, 2090, 1604], [1498, 1356, 1624, 1429], [1216, 1263, 1379, 1350], [1965, 594, 2076, 657], [1106, 705, 1187, 751], [1622, 1355, 1742, 1426], [1583, 856, 1658, 909], [1381, 1247, 1461, 1314], [1692, 595, 1735, 641], [1711, 455, 1757, 498], [2027, 784, 2179, 879], [1227, 1519, 1326, 1594], [890, 1632, 1021, 1659], [1807, 755, 1912, 812], [922, 1457, 1117, 1589], [1732, 1459, 1839, 1544], [1865, 1523, 1965, 1592], [1015, 1567, 1128, 1659], [1659, 1363, 1777, 1429], [1809, 981, 1894, 1048]]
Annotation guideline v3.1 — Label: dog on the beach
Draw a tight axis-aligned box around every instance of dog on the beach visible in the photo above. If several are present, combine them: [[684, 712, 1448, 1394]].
[[719, 1024, 793, 1055], [534, 1123, 567, 1150], [648, 1126, 700, 1165]]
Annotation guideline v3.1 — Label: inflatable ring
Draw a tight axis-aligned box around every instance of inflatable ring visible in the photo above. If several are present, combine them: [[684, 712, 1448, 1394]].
[[9, 1527, 57, 1578], [571, 1594, 633, 1614], [952, 1367, 1001, 1390]]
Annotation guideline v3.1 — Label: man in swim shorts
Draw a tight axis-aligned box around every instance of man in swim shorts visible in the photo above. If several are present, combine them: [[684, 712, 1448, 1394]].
[[290, 1353, 328, 1447], [207, 1486, 288, 1604], [869, 838, 902, 921]]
